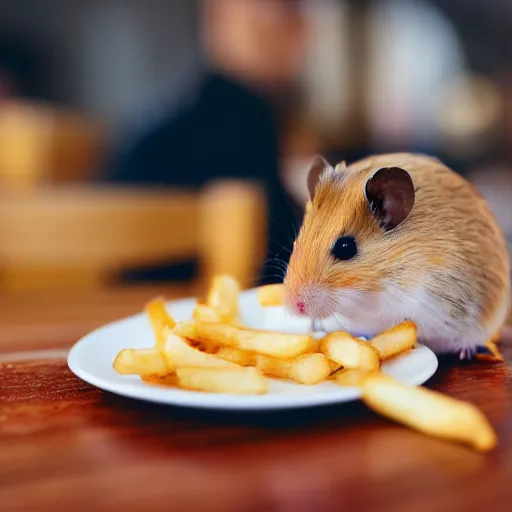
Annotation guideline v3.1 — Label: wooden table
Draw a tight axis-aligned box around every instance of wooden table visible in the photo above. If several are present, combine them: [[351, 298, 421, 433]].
[[1, 287, 511, 512]]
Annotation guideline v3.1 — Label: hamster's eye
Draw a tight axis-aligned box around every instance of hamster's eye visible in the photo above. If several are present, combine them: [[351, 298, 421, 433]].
[[331, 236, 358, 261]]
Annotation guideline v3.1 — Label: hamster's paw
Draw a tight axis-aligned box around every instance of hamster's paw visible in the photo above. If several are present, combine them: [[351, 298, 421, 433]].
[[458, 346, 476, 360], [312, 319, 324, 333]]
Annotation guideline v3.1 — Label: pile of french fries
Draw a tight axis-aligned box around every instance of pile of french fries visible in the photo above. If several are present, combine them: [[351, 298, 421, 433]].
[[113, 276, 498, 451]]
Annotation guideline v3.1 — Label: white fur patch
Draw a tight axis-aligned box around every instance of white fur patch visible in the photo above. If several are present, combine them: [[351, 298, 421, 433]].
[[317, 283, 490, 354]]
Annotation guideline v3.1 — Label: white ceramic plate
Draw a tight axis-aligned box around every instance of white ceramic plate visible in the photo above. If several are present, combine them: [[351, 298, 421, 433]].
[[68, 289, 438, 411]]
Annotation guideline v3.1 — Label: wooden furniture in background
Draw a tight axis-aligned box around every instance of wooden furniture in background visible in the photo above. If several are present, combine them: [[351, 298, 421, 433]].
[[0, 101, 104, 187], [0, 287, 511, 511], [199, 180, 267, 289], [0, 182, 266, 291]]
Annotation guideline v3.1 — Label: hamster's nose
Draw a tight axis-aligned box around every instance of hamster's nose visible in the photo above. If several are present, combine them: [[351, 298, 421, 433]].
[[296, 301, 307, 315]]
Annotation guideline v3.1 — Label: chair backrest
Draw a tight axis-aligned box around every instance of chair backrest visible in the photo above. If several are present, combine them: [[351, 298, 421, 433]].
[[0, 101, 104, 187], [0, 182, 266, 290]]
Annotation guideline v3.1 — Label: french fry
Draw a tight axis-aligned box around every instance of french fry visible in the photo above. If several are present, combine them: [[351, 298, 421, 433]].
[[329, 361, 343, 373], [187, 339, 209, 352], [370, 322, 417, 360], [361, 372, 497, 451], [145, 298, 176, 349], [257, 284, 284, 306], [476, 340, 504, 362], [214, 347, 330, 384], [193, 304, 222, 323], [174, 320, 311, 358], [335, 369, 368, 387], [306, 337, 323, 353], [257, 353, 330, 384], [142, 374, 176, 386], [174, 367, 268, 394], [113, 348, 170, 376], [206, 275, 241, 323], [214, 346, 255, 366], [321, 332, 381, 371], [162, 331, 238, 368], [485, 340, 504, 361]]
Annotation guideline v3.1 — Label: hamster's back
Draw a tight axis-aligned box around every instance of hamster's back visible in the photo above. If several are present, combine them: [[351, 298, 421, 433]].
[[351, 153, 510, 335]]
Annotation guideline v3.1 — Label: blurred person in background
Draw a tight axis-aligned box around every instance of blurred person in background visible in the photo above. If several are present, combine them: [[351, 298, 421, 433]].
[[106, 0, 309, 285]]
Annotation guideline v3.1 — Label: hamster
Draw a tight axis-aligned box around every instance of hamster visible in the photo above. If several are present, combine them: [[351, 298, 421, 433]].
[[284, 153, 510, 358]]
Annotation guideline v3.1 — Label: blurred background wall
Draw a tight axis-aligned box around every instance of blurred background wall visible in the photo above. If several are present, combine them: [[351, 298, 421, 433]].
[[0, 0, 511, 288], [0, 0, 200, 130], [2, 0, 511, 172]]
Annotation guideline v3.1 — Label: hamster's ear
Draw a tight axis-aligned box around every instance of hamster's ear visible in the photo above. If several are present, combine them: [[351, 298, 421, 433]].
[[334, 161, 347, 173], [365, 167, 415, 230], [307, 156, 333, 199]]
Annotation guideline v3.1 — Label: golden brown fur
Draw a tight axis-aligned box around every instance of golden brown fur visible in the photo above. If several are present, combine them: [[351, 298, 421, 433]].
[[285, 153, 510, 352]]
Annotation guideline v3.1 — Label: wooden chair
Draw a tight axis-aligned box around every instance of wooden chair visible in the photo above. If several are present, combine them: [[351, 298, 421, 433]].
[[0, 182, 267, 291], [0, 101, 104, 187]]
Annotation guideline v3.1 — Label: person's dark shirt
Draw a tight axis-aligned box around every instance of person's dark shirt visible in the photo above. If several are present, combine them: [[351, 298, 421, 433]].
[[105, 71, 298, 285]]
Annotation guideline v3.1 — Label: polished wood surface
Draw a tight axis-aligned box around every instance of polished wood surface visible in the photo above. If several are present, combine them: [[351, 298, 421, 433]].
[[0, 285, 193, 353], [0, 287, 511, 511]]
